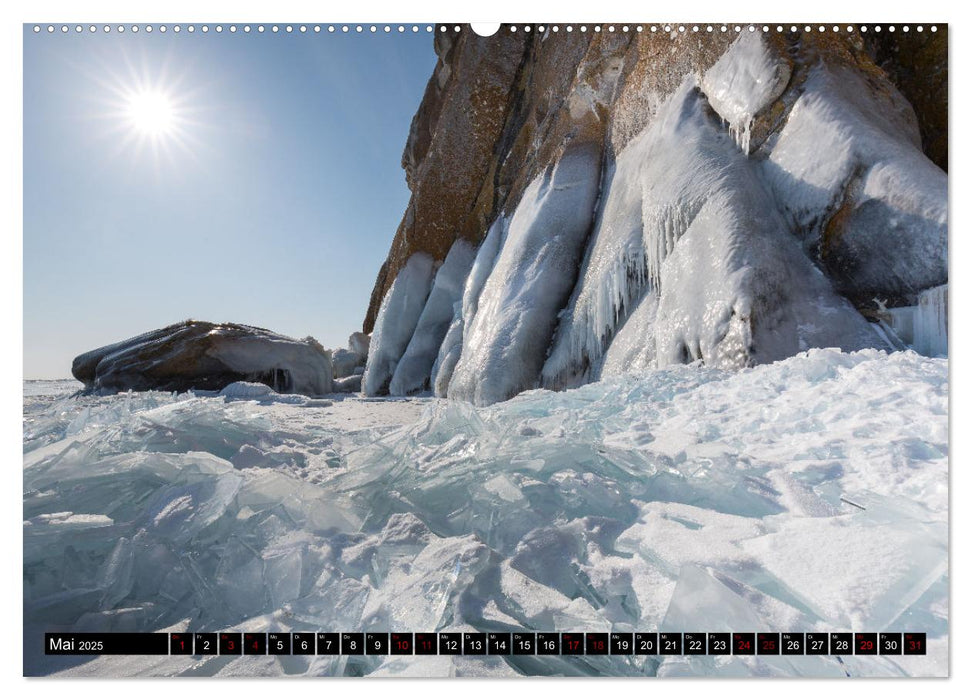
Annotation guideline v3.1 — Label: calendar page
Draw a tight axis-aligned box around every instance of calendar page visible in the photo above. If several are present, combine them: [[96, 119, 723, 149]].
[[22, 17, 948, 679]]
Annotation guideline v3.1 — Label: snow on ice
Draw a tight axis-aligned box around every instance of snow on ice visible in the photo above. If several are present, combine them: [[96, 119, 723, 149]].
[[23, 348, 947, 677]]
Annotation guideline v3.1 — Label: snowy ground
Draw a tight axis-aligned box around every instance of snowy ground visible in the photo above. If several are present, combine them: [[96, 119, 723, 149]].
[[22, 349, 948, 677]]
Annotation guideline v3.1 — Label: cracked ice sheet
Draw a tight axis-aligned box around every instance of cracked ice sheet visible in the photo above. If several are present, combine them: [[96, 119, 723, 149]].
[[24, 349, 946, 677]]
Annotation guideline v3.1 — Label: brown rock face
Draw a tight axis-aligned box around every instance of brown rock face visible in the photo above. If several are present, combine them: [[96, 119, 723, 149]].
[[365, 25, 948, 335], [363, 29, 529, 333], [864, 25, 948, 171]]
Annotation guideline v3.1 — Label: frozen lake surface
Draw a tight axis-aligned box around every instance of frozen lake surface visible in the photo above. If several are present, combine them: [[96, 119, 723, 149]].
[[22, 349, 948, 677]]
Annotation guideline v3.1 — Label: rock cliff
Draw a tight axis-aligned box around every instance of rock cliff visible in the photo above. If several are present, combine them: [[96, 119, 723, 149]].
[[364, 24, 948, 405]]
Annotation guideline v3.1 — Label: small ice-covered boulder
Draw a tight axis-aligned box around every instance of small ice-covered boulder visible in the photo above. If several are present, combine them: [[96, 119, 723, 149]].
[[72, 320, 334, 396], [334, 374, 363, 393], [219, 381, 278, 400], [348, 332, 371, 358], [332, 348, 365, 379]]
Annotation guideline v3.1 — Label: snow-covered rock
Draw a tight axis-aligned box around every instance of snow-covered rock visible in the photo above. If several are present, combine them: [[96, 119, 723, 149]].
[[348, 331, 371, 358], [71, 320, 334, 396], [332, 348, 365, 379]]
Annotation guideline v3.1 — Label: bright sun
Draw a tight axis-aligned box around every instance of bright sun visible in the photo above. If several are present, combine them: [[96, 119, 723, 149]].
[[125, 90, 175, 136], [101, 71, 198, 164]]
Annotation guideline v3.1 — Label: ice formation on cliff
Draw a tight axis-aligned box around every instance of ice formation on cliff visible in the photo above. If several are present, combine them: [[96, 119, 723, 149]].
[[431, 217, 506, 397], [447, 143, 603, 405], [390, 240, 475, 396], [363, 253, 435, 396], [543, 79, 881, 389], [914, 285, 948, 357], [544, 80, 736, 388], [364, 32, 948, 406], [700, 30, 791, 154], [883, 284, 949, 358], [598, 292, 659, 378], [762, 64, 947, 300]]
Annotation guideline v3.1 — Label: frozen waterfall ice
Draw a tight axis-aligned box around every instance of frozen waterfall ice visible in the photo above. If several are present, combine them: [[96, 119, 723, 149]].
[[446, 143, 603, 405], [390, 240, 475, 396], [363, 253, 436, 396]]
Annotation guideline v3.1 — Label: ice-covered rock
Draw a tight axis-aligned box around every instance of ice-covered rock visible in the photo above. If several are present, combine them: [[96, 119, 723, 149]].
[[390, 240, 475, 395], [219, 381, 278, 399], [652, 177, 881, 369], [363, 253, 436, 395], [700, 31, 791, 154], [334, 374, 363, 393], [762, 63, 947, 304], [366, 27, 947, 405], [332, 349, 365, 379], [431, 218, 506, 397], [447, 143, 603, 405], [71, 320, 334, 396], [348, 332, 371, 359], [543, 80, 721, 387], [363, 28, 529, 333], [545, 81, 881, 386]]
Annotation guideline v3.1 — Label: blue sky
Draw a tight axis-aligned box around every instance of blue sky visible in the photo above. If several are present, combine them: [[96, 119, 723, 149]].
[[23, 26, 438, 378]]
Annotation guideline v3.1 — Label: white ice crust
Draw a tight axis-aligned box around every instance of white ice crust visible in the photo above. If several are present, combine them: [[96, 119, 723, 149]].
[[700, 31, 791, 153]]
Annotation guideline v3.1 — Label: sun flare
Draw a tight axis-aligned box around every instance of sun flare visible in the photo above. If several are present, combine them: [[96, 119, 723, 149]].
[[125, 90, 175, 136]]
